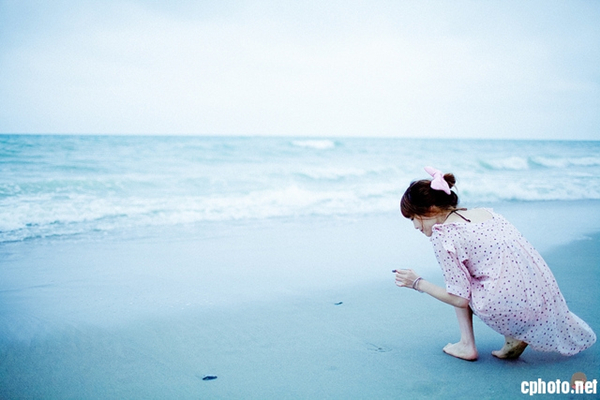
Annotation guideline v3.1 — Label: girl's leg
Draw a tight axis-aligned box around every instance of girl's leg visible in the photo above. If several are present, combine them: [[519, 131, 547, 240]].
[[443, 306, 478, 361], [492, 336, 528, 359]]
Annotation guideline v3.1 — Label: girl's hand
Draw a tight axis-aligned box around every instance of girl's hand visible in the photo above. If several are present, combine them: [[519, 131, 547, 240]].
[[393, 269, 420, 289]]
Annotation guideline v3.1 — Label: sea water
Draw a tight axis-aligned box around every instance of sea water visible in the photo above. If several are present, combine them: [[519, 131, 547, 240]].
[[1, 135, 600, 399], [1, 134, 600, 244]]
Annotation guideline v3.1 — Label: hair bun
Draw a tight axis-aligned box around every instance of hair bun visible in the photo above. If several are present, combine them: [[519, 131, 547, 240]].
[[443, 173, 456, 189]]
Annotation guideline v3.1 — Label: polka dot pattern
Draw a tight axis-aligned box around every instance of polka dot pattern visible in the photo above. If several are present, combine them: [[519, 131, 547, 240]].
[[430, 209, 596, 356]]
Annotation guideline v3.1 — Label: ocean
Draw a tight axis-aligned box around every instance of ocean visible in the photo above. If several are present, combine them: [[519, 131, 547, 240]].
[[2, 135, 600, 399], [1, 134, 600, 244]]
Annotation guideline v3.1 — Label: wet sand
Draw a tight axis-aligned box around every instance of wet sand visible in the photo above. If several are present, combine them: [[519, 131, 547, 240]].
[[1, 201, 598, 399]]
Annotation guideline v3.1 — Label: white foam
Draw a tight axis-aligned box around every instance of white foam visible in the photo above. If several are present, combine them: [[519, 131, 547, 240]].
[[291, 139, 336, 150], [531, 156, 600, 168], [463, 178, 600, 203], [482, 156, 529, 170], [297, 166, 367, 180], [569, 156, 600, 167]]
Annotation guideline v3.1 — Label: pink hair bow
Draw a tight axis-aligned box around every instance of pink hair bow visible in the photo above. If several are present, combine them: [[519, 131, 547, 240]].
[[424, 166, 451, 195]]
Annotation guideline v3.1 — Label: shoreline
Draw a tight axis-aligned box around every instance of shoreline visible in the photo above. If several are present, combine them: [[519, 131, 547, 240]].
[[1, 200, 599, 399]]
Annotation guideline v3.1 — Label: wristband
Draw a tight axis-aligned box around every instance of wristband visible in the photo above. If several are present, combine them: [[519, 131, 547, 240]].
[[412, 277, 423, 293]]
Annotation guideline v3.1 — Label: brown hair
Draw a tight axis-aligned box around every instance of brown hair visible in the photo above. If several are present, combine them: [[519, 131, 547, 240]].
[[400, 173, 459, 218]]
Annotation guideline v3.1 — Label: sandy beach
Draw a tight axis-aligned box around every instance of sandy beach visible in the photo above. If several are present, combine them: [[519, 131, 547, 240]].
[[1, 200, 598, 399]]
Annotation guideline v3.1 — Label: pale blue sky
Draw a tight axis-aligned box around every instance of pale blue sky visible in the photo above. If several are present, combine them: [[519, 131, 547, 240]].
[[1, 0, 599, 139]]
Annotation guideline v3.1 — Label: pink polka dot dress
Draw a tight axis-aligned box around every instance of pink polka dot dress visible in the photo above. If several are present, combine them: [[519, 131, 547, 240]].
[[431, 209, 596, 356]]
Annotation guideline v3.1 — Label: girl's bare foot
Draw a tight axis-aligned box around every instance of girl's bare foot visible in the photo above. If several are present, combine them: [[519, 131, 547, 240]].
[[443, 341, 478, 361], [492, 337, 528, 359]]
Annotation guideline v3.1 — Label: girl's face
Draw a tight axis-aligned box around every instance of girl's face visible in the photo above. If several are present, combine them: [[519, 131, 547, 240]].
[[412, 215, 442, 237]]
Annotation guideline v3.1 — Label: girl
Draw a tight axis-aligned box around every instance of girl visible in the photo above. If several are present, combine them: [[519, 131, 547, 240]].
[[395, 167, 596, 361]]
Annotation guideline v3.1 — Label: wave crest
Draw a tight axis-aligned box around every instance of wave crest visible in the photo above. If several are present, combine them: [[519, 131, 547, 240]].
[[291, 140, 336, 150], [480, 157, 530, 171]]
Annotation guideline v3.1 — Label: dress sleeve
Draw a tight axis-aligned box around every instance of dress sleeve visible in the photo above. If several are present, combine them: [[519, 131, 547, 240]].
[[431, 227, 471, 300]]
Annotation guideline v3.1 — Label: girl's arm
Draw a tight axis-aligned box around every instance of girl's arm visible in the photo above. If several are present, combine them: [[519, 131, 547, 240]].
[[394, 269, 469, 309]]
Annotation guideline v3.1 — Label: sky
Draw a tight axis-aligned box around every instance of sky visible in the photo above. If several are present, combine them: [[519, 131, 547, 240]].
[[1, 0, 599, 139]]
